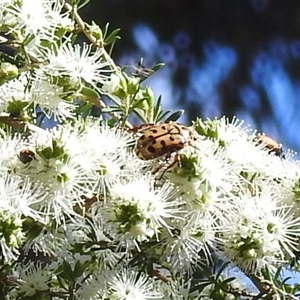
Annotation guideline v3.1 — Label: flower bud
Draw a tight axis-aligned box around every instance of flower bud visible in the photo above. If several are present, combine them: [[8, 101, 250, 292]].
[[87, 21, 103, 41], [127, 76, 140, 94], [102, 73, 121, 94], [0, 62, 18, 80]]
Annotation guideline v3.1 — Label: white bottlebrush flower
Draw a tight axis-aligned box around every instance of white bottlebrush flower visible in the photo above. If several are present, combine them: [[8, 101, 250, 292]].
[[38, 159, 92, 222], [107, 269, 162, 300], [0, 131, 29, 172], [77, 269, 162, 300], [106, 174, 182, 244], [6, 0, 68, 39], [41, 43, 112, 90], [221, 187, 300, 273], [0, 212, 23, 262], [83, 120, 135, 153], [23, 227, 65, 259], [0, 0, 16, 27], [213, 117, 270, 176], [76, 270, 111, 300], [90, 148, 132, 195], [0, 173, 45, 261], [216, 116, 253, 143], [156, 216, 218, 275], [46, 122, 88, 157], [0, 172, 45, 222], [19, 123, 96, 223], [195, 143, 240, 193], [82, 121, 142, 194], [167, 137, 241, 197], [259, 205, 300, 259], [30, 73, 75, 122], [273, 158, 300, 217], [0, 75, 29, 113], [155, 278, 195, 300], [199, 116, 263, 173], [63, 215, 125, 271], [215, 117, 288, 182], [15, 262, 52, 297], [166, 141, 238, 224], [224, 136, 268, 174]]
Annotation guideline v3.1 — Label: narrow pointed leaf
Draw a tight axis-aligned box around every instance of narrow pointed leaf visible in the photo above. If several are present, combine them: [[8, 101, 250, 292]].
[[164, 109, 185, 122]]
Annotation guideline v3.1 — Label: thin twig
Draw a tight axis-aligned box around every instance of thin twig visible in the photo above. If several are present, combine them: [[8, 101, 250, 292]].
[[249, 275, 299, 300], [225, 286, 258, 299], [260, 278, 299, 300], [62, 1, 118, 73], [0, 36, 43, 64], [249, 275, 269, 293], [88, 96, 133, 129], [62, 1, 133, 129]]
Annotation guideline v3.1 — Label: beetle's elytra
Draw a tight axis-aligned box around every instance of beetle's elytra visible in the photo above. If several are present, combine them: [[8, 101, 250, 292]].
[[135, 122, 195, 160]]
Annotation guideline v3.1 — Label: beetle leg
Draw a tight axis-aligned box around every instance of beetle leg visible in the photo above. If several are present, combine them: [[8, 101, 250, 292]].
[[130, 123, 156, 133], [152, 153, 180, 179]]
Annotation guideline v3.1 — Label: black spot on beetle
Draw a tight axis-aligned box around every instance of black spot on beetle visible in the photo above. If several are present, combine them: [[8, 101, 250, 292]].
[[147, 146, 156, 153], [160, 140, 166, 147]]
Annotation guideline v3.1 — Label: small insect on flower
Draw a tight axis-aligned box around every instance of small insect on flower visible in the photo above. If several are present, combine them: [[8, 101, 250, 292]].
[[18, 149, 36, 164], [134, 121, 197, 173], [255, 134, 285, 158]]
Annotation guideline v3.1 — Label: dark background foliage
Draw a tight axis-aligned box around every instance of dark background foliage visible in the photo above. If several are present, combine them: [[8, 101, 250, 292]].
[[82, 0, 300, 155]]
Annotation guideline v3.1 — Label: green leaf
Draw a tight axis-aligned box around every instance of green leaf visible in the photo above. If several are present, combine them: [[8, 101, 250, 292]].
[[152, 62, 165, 72], [249, 172, 258, 183], [164, 109, 185, 122], [73, 261, 88, 278], [153, 96, 162, 120], [75, 102, 93, 116], [194, 281, 214, 291], [78, 0, 91, 9], [215, 261, 230, 279], [7, 100, 30, 114], [81, 86, 100, 99], [132, 109, 148, 123], [274, 266, 282, 281], [57, 260, 74, 282], [105, 28, 121, 45], [132, 98, 148, 110], [262, 265, 272, 280], [282, 277, 292, 285], [107, 118, 118, 127], [108, 40, 117, 56], [155, 110, 172, 122], [101, 107, 122, 113], [22, 34, 35, 46], [103, 23, 110, 38], [222, 277, 236, 285]]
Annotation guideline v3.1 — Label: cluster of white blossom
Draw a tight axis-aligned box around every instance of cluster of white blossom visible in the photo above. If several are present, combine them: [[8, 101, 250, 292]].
[[165, 118, 300, 274], [0, 0, 299, 299]]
